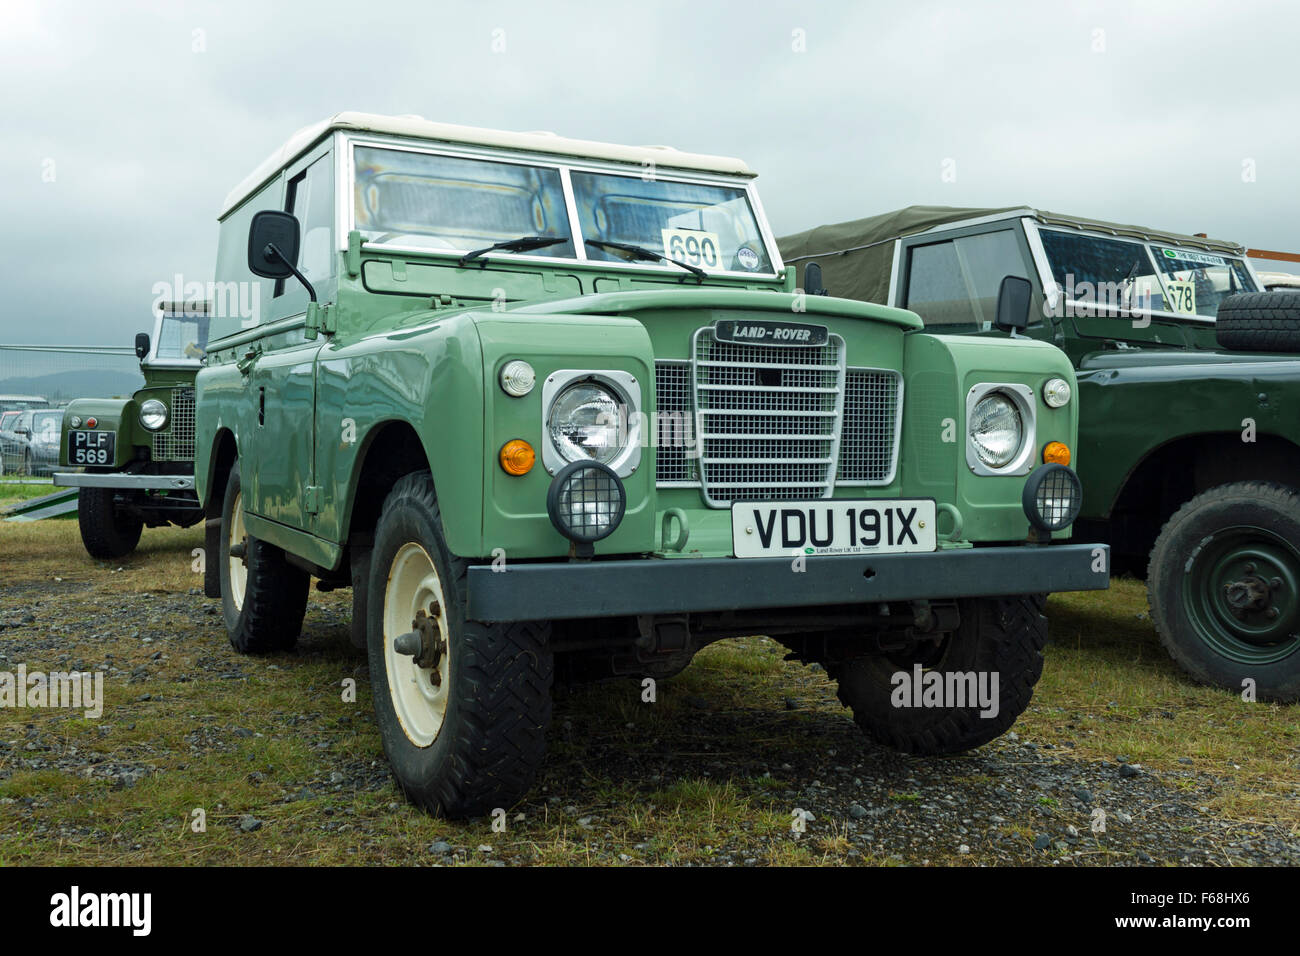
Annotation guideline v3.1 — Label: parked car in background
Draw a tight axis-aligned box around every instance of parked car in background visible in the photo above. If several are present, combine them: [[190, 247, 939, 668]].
[[1, 408, 65, 476], [780, 205, 1300, 701], [0, 410, 22, 475], [53, 302, 208, 558]]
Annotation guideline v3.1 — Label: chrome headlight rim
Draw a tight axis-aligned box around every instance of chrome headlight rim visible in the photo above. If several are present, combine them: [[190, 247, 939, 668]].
[[540, 369, 642, 478], [139, 398, 169, 432], [965, 382, 1036, 477]]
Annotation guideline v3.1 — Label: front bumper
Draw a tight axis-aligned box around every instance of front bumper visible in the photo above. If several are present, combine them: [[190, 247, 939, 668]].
[[53, 472, 194, 491], [467, 542, 1109, 622]]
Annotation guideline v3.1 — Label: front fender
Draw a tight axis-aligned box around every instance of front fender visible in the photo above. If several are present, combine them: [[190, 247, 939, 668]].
[[59, 398, 136, 468], [1076, 355, 1300, 516]]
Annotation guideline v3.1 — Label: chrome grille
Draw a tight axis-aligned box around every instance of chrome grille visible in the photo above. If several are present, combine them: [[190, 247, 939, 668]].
[[693, 328, 845, 505], [838, 368, 903, 484], [151, 386, 196, 462], [654, 361, 696, 484]]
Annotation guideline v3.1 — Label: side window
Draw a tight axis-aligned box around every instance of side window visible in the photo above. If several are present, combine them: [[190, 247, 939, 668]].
[[905, 230, 1031, 330], [275, 154, 333, 297]]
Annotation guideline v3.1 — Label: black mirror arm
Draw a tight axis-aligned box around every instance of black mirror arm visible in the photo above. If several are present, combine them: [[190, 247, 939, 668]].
[[264, 242, 317, 302]]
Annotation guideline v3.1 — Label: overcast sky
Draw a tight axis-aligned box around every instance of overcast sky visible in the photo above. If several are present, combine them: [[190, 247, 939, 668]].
[[2, 0, 1297, 347]]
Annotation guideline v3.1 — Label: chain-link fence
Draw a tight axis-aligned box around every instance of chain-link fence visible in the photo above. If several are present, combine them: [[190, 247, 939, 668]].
[[0, 345, 142, 406]]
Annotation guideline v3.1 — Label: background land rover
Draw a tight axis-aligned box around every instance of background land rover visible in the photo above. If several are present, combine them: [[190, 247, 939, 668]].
[[54, 303, 208, 558], [195, 114, 1107, 818], [780, 206, 1300, 702]]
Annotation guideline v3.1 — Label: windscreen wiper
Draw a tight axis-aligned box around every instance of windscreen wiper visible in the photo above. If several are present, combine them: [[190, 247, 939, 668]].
[[585, 239, 707, 282], [459, 235, 567, 268]]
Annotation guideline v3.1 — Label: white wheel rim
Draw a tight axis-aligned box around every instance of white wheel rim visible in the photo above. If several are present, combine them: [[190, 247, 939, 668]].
[[228, 488, 248, 610], [384, 542, 451, 747]]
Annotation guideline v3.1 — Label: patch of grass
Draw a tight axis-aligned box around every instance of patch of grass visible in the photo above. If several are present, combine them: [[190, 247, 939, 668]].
[[1, 523, 1296, 865]]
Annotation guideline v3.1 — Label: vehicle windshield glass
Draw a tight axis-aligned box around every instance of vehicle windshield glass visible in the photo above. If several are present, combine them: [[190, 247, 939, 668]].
[[155, 313, 210, 362], [1149, 244, 1257, 318], [1038, 230, 1165, 313], [570, 170, 773, 274], [353, 146, 573, 257], [1039, 229, 1257, 317]]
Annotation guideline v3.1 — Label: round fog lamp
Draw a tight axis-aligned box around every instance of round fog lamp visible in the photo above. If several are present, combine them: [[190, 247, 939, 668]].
[[1042, 378, 1072, 408], [546, 460, 626, 543], [1022, 463, 1082, 533], [139, 399, 168, 431]]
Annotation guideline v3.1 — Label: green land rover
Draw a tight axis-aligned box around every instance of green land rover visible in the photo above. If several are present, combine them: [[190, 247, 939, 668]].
[[780, 206, 1300, 702], [195, 115, 1108, 816], [54, 303, 208, 558]]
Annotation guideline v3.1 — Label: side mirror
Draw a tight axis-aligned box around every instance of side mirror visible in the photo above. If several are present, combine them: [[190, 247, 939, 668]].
[[804, 262, 827, 297], [247, 210, 301, 280], [994, 275, 1033, 332], [135, 332, 150, 360]]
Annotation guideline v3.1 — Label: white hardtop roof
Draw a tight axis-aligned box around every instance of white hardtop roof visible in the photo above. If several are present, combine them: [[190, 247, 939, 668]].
[[220, 111, 756, 218]]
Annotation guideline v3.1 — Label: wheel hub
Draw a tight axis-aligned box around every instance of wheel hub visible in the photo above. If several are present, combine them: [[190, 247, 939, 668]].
[[394, 602, 446, 680], [1184, 528, 1300, 664]]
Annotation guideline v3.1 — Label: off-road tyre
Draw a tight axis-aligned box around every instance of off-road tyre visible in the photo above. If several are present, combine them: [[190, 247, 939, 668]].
[[219, 460, 308, 653], [367, 470, 553, 818], [1216, 291, 1300, 352], [77, 486, 143, 559], [830, 595, 1048, 754], [1148, 481, 1300, 702]]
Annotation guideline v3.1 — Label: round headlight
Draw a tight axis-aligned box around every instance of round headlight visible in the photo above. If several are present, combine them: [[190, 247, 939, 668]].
[[546, 461, 626, 543], [547, 381, 626, 464], [139, 399, 168, 431], [970, 393, 1023, 468], [500, 360, 536, 397], [1042, 377, 1072, 409], [1022, 463, 1083, 532]]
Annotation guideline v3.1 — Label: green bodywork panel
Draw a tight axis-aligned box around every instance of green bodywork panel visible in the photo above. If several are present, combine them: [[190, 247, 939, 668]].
[[196, 148, 1081, 575]]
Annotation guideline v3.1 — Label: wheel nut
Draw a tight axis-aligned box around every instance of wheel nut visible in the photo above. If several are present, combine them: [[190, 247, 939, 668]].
[[1267, 608, 1281, 620], [1271, 577, 1283, 591]]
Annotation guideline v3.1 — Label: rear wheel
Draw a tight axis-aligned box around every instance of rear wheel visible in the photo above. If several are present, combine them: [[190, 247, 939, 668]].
[[1148, 481, 1300, 702], [830, 595, 1047, 754], [367, 471, 552, 818], [218, 460, 308, 654], [77, 486, 143, 559]]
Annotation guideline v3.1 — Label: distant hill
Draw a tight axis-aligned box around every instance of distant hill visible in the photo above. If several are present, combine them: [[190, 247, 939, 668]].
[[0, 368, 144, 402]]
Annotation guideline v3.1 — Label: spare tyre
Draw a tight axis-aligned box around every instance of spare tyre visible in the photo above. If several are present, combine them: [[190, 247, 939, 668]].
[[1216, 290, 1300, 352]]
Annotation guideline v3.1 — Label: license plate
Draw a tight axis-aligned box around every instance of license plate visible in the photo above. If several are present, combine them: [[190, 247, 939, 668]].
[[732, 499, 937, 558], [69, 430, 115, 466]]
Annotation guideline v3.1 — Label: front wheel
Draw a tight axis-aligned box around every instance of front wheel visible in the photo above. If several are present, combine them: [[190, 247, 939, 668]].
[[218, 460, 308, 653], [77, 486, 143, 559], [367, 471, 552, 818], [830, 595, 1048, 754], [1148, 481, 1300, 702]]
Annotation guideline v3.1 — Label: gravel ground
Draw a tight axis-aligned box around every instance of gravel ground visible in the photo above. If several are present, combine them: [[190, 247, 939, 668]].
[[1, 574, 1296, 866]]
